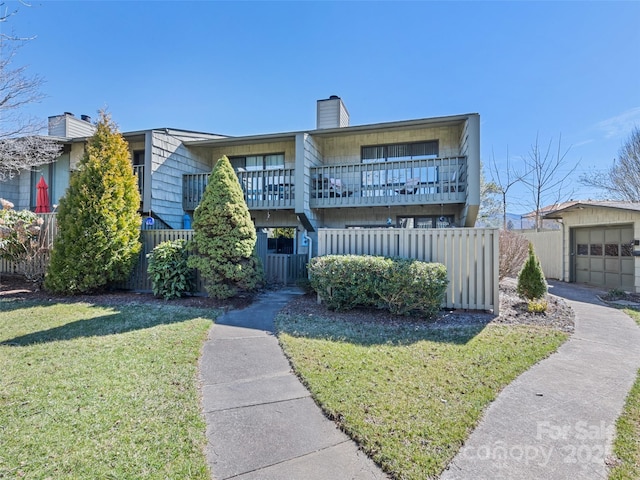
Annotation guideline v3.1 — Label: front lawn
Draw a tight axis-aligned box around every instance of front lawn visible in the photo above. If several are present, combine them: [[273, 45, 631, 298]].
[[0, 299, 217, 479], [276, 311, 567, 479], [608, 308, 640, 480]]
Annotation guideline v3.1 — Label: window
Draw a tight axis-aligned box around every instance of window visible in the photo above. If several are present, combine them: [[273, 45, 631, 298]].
[[361, 141, 439, 192], [590, 244, 603, 256], [361, 141, 439, 162], [622, 242, 634, 256], [605, 244, 619, 257], [397, 215, 454, 228], [133, 150, 145, 166], [230, 153, 284, 171]]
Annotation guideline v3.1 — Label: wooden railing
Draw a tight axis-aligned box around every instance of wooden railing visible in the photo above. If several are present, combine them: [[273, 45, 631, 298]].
[[182, 157, 467, 211], [182, 169, 295, 211], [310, 156, 467, 208], [183, 173, 208, 211], [317, 227, 499, 314]]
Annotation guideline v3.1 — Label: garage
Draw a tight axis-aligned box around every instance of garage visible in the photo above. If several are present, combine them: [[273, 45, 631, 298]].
[[541, 201, 640, 293], [573, 225, 634, 290]]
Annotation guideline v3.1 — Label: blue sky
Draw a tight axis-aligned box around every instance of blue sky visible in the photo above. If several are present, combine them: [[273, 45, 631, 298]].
[[7, 0, 640, 214]]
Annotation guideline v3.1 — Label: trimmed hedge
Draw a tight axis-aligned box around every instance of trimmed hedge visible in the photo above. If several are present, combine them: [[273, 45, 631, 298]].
[[308, 255, 448, 319]]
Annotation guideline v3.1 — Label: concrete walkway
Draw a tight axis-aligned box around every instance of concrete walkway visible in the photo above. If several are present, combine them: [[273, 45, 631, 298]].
[[440, 280, 640, 480], [199, 288, 388, 480]]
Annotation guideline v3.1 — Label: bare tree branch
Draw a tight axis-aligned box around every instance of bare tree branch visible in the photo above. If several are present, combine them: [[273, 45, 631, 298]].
[[0, 4, 61, 181], [490, 147, 528, 229], [580, 127, 640, 201], [521, 134, 577, 231], [0, 136, 62, 181]]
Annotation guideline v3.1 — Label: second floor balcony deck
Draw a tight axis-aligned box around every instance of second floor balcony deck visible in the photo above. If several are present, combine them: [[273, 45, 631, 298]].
[[182, 156, 467, 211]]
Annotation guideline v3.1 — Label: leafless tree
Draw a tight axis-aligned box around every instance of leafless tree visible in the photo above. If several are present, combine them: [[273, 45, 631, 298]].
[[522, 134, 576, 231], [490, 148, 526, 230], [580, 127, 640, 201], [0, 3, 61, 181], [498, 229, 529, 280]]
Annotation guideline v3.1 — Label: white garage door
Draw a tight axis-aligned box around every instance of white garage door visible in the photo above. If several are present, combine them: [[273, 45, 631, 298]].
[[573, 226, 634, 290]]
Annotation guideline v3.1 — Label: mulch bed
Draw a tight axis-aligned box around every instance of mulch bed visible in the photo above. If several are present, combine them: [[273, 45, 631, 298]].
[[1, 274, 575, 332], [0, 274, 251, 311]]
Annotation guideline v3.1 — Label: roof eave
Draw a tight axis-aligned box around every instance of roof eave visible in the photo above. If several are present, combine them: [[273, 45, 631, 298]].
[[184, 112, 478, 147]]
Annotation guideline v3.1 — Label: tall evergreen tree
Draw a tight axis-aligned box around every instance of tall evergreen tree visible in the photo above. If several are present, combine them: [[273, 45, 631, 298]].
[[188, 156, 264, 299], [45, 112, 141, 294]]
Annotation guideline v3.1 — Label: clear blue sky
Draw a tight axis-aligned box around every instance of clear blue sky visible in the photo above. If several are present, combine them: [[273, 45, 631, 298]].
[[7, 0, 640, 214]]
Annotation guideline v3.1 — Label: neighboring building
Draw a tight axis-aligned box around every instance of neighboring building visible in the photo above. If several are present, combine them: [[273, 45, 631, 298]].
[[543, 201, 640, 291], [2, 97, 481, 256]]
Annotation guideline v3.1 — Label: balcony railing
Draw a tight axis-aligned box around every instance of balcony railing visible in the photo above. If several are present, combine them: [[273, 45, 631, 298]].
[[183, 168, 295, 211], [309, 156, 466, 208], [182, 157, 467, 211]]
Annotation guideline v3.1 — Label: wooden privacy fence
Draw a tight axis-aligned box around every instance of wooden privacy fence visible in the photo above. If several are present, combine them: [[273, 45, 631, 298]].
[[120, 230, 305, 292], [0, 213, 58, 277], [119, 229, 196, 292], [1, 218, 306, 291], [264, 254, 308, 285], [520, 229, 563, 280], [317, 228, 499, 314]]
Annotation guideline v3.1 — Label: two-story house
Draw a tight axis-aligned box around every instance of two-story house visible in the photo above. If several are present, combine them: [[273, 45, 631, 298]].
[[2, 97, 480, 256]]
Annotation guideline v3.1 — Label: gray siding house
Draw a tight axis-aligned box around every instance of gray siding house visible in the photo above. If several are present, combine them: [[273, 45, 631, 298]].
[[2, 97, 481, 256]]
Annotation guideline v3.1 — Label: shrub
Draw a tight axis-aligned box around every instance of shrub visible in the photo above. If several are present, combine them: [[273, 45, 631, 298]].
[[374, 258, 448, 317], [308, 255, 388, 311], [308, 255, 448, 319], [147, 239, 194, 299], [187, 156, 264, 299], [527, 298, 548, 313], [499, 230, 529, 280], [0, 199, 54, 285], [517, 242, 547, 300], [607, 288, 627, 300], [45, 112, 141, 294], [0, 199, 42, 263]]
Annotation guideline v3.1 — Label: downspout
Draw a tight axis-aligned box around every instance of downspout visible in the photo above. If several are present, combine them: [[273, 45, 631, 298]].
[[303, 232, 313, 278], [557, 218, 565, 281]]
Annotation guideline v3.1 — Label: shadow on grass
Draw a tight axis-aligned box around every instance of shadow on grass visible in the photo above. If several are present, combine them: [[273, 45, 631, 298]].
[[0, 302, 218, 347], [275, 311, 494, 347]]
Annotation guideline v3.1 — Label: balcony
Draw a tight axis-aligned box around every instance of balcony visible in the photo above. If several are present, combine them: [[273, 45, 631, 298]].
[[182, 157, 467, 212], [183, 168, 295, 211], [309, 156, 466, 208]]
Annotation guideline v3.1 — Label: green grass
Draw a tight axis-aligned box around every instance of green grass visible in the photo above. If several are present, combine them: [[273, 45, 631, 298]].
[[276, 314, 567, 479], [609, 308, 640, 480], [0, 298, 218, 479]]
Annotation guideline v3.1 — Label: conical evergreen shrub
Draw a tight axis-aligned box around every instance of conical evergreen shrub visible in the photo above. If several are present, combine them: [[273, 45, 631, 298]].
[[516, 242, 547, 300], [187, 156, 264, 299], [45, 112, 141, 294]]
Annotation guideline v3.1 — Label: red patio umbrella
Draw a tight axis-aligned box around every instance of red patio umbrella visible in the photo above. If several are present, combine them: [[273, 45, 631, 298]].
[[35, 176, 51, 213]]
